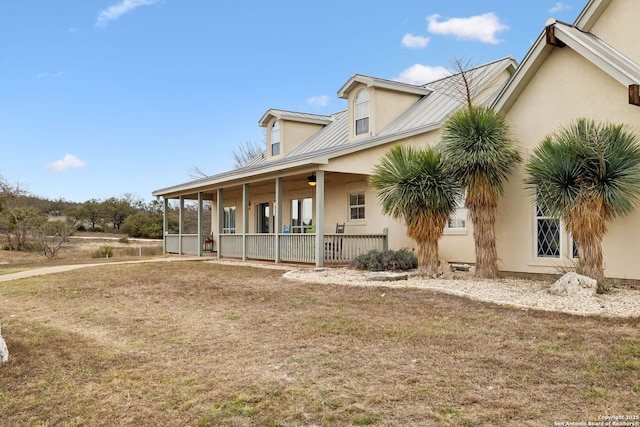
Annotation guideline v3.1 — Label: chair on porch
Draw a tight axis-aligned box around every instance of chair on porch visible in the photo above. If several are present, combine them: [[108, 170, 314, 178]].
[[325, 223, 345, 262], [203, 234, 215, 252]]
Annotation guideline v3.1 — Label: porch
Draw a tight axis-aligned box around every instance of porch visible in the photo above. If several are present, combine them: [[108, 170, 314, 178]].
[[164, 231, 388, 265], [158, 169, 391, 266]]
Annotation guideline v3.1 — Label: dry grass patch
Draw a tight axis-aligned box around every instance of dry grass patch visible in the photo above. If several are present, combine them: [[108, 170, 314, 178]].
[[0, 234, 163, 274], [0, 261, 638, 426]]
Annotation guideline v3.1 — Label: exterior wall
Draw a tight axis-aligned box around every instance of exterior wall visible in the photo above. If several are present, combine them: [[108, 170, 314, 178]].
[[499, 46, 640, 279], [345, 83, 422, 140], [475, 69, 513, 105], [322, 131, 477, 264], [589, 0, 639, 63], [280, 120, 325, 157], [373, 88, 423, 132]]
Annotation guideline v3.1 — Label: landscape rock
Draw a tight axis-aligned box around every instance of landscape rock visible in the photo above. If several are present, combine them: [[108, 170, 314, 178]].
[[366, 272, 408, 282], [451, 264, 472, 272], [549, 272, 598, 298], [0, 323, 8, 367], [437, 259, 454, 280]]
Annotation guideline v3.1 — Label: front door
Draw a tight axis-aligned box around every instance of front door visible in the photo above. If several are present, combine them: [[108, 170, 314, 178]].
[[257, 202, 270, 233]]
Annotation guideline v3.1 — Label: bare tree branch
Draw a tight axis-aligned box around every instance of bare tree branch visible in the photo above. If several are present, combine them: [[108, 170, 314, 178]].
[[231, 139, 265, 169], [186, 165, 208, 180], [441, 56, 488, 108]]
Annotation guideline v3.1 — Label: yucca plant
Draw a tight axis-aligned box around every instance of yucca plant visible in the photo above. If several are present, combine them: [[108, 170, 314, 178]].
[[369, 145, 460, 276], [525, 118, 640, 280], [440, 105, 521, 278]]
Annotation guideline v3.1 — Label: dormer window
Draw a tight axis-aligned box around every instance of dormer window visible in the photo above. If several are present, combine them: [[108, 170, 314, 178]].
[[271, 121, 281, 156], [354, 89, 369, 136]]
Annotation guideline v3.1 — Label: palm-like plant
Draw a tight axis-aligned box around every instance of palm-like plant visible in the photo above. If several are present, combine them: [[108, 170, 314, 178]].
[[440, 105, 521, 278], [370, 145, 460, 276], [525, 118, 640, 280]]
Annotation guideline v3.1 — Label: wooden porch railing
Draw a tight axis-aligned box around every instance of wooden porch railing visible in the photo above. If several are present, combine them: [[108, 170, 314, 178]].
[[219, 234, 243, 258], [322, 233, 386, 264], [165, 234, 199, 255], [167, 231, 387, 265]]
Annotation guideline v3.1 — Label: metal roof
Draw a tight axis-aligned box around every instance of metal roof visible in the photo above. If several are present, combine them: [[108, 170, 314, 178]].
[[152, 57, 515, 197], [380, 57, 516, 137], [258, 109, 334, 127], [337, 74, 432, 99]]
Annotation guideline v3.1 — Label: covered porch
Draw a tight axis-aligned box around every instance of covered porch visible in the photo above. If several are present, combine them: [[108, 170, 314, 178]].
[[159, 170, 388, 266]]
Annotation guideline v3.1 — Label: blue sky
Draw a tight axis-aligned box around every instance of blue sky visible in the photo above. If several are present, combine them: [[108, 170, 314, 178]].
[[0, 1, 580, 203]]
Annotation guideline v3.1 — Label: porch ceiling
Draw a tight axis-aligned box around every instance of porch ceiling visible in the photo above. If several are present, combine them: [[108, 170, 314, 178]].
[[158, 170, 366, 200]]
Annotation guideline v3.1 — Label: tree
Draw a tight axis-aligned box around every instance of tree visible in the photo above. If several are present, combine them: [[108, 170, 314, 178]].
[[33, 219, 76, 259], [122, 211, 161, 238], [68, 199, 104, 230], [5, 207, 45, 250], [525, 118, 640, 281], [438, 58, 523, 279], [369, 145, 460, 276], [231, 139, 264, 169], [102, 197, 134, 230], [440, 105, 521, 278]]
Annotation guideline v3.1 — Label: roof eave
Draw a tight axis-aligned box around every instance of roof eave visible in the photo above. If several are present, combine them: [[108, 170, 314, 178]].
[[337, 75, 432, 99], [573, 0, 612, 31], [258, 109, 333, 127], [492, 31, 552, 113]]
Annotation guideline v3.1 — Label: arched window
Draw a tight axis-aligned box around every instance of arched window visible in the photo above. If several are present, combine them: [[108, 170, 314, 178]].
[[354, 89, 369, 136], [271, 121, 280, 156]]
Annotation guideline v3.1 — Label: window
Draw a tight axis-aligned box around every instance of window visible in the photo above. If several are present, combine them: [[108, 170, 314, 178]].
[[223, 206, 236, 234], [571, 237, 579, 259], [271, 121, 280, 156], [354, 89, 369, 136], [257, 202, 270, 233], [535, 199, 560, 258], [291, 198, 312, 233], [446, 194, 467, 229], [349, 192, 365, 220]]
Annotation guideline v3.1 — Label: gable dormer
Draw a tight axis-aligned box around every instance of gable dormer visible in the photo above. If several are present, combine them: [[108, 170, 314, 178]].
[[337, 75, 431, 140], [259, 109, 333, 159]]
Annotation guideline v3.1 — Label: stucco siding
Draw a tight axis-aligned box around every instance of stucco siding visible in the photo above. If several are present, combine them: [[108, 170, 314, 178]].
[[499, 45, 640, 279], [589, 0, 640, 64]]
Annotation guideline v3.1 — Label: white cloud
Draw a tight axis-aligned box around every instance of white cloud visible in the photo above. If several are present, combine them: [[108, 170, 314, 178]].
[[96, 0, 159, 28], [401, 33, 431, 49], [46, 154, 87, 173], [307, 95, 330, 108], [427, 12, 509, 44], [395, 64, 450, 85], [550, 2, 570, 13]]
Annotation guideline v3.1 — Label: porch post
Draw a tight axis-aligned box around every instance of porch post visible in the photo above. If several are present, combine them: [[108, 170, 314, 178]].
[[197, 192, 203, 257], [242, 183, 250, 261], [163, 197, 168, 254], [216, 189, 224, 258], [383, 228, 389, 251], [179, 196, 184, 255], [275, 177, 283, 263], [315, 170, 325, 267]]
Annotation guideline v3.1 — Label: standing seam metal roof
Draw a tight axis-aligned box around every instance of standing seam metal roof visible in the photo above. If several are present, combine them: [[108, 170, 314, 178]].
[[152, 57, 515, 196]]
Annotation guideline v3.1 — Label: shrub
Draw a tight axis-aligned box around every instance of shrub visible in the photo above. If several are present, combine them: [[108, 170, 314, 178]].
[[91, 246, 113, 258], [118, 236, 129, 244], [349, 249, 417, 272]]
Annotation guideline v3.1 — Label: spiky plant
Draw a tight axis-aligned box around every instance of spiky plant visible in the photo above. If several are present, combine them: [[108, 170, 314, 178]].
[[369, 145, 460, 276], [525, 118, 640, 280], [440, 105, 521, 278]]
